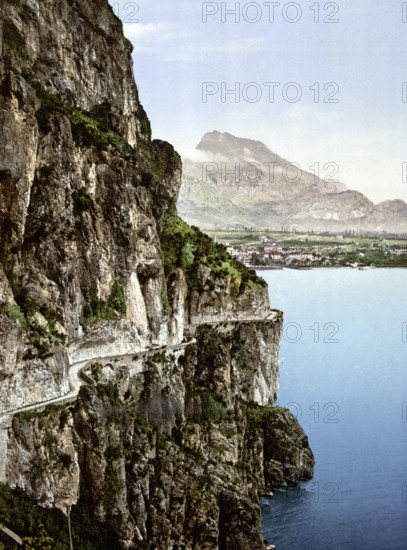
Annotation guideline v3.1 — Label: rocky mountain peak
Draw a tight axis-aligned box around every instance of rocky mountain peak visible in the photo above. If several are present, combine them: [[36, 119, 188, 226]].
[[179, 131, 407, 233], [197, 130, 288, 165]]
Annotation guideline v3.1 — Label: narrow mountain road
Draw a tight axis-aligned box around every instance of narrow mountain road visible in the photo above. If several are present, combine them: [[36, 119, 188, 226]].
[[0, 311, 278, 423], [0, 311, 278, 482], [191, 311, 278, 325], [0, 339, 196, 425]]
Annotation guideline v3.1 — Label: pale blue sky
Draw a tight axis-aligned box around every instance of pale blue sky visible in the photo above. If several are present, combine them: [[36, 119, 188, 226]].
[[109, 0, 407, 203]]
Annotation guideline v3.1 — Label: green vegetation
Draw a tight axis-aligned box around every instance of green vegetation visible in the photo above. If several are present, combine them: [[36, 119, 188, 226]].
[[0, 303, 27, 330], [150, 352, 167, 364], [132, 413, 155, 435], [161, 276, 170, 316], [209, 229, 407, 268], [108, 281, 127, 315], [90, 363, 103, 382], [0, 11, 28, 58], [97, 383, 122, 408], [17, 404, 70, 431], [72, 188, 94, 216], [160, 207, 266, 295], [83, 280, 126, 323], [30, 81, 133, 158], [339, 248, 407, 267], [245, 404, 288, 421], [201, 392, 227, 422], [0, 483, 120, 549], [22, 525, 54, 549], [15, 406, 73, 483], [137, 104, 152, 141], [28, 313, 67, 355], [8, 286, 66, 355], [87, 104, 110, 131], [29, 446, 72, 484], [103, 446, 124, 516]]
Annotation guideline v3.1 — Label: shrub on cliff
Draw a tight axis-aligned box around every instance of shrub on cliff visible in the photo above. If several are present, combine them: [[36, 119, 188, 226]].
[[30, 81, 133, 158], [160, 207, 266, 295], [83, 280, 126, 323]]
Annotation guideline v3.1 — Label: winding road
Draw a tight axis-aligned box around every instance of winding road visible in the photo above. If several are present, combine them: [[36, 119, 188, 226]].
[[0, 312, 278, 425], [0, 311, 278, 484], [0, 339, 198, 426]]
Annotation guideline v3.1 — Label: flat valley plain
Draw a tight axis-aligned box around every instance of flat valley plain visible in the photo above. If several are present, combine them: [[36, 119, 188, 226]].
[[207, 230, 407, 268]]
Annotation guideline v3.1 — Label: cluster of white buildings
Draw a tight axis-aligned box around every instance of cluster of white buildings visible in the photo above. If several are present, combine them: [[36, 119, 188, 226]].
[[225, 243, 317, 266], [389, 249, 407, 256]]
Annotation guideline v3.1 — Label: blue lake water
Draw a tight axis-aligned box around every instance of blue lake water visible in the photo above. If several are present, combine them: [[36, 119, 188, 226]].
[[260, 268, 407, 550]]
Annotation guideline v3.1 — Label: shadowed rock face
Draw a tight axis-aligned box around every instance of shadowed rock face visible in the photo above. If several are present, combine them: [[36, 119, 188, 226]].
[[263, 410, 314, 488], [179, 131, 407, 233], [0, 1, 313, 548]]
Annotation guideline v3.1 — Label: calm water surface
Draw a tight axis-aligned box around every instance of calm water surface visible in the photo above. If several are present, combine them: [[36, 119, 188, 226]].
[[260, 268, 407, 550]]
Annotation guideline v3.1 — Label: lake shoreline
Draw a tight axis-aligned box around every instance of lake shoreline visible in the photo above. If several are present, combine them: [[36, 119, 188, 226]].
[[254, 265, 407, 271]]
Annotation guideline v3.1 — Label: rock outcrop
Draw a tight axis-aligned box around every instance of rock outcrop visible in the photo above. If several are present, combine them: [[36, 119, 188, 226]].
[[0, 1, 314, 548]]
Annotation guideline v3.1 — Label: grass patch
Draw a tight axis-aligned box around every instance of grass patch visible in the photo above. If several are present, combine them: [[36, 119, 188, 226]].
[[90, 363, 103, 382], [150, 352, 167, 364], [97, 383, 122, 408], [160, 207, 266, 295], [245, 404, 289, 422], [103, 446, 124, 516], [0, 483, 120, 549], [30, 81, 134, 158], [0, 303, 27, 330], [15, 406, 73, 483], [132, 413, 155, 435], [83, 280, 126, 323], [201, 392, 227, 423], [17, 404, 71, 431]]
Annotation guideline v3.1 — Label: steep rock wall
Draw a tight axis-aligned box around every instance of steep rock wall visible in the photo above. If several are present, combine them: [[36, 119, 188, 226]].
[[6, 318, 313, 549], [0, 0, 314, 548]]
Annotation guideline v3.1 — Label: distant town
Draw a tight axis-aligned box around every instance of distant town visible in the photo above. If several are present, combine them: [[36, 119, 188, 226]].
[[206, 229, 407, 269]]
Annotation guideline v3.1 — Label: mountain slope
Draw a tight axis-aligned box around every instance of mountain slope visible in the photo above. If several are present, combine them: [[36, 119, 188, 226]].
[[179, 131, 407, 233]]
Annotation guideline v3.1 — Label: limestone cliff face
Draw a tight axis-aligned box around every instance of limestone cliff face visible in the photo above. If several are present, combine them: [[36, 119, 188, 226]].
[[5, 319, 314, 549], [0, 0, 314, 548]]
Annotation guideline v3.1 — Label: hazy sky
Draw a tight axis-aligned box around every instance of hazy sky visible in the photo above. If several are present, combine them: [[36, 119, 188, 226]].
[[109, 0, 407, 204]]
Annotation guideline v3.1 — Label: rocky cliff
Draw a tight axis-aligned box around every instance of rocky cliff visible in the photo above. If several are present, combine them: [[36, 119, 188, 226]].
[[0, 1, 313, 548], [179, 131, 407, 233]]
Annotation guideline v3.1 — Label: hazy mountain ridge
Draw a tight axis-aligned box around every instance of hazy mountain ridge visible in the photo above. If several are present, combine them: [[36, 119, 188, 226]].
[[179, 131, 407, 233]]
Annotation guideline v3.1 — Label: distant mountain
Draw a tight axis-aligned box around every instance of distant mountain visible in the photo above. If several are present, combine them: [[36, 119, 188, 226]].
[[178, 131, 407, 233]]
